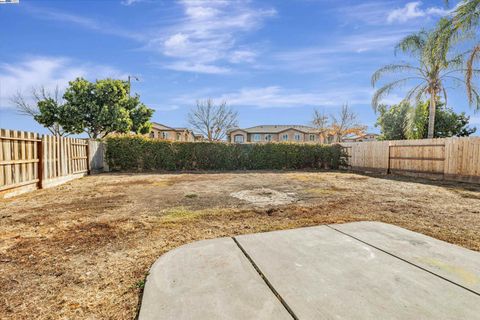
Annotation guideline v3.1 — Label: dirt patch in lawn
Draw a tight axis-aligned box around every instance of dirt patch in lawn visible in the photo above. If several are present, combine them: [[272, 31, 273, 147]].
[[230, 188, 296, 207], [0, 171, 479, 319]]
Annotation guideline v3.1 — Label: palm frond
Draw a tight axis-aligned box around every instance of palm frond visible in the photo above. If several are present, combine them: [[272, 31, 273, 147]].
[[414, 84, 428, 105], [468, 84, 480, 110], [404, 82, 428, 104], [466, 43, 480, 104], [371, 64, 423, 86], [372, 77, 423, 111], [395, 32, 427, 57], [452, 0, 480, 33], [442, 87, 448, 107], [446, 52, 466, 68]]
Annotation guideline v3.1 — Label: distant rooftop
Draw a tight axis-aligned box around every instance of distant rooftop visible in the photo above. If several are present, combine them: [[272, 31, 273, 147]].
[[151, 122, 192, 132], [231, 125, 318, 134]]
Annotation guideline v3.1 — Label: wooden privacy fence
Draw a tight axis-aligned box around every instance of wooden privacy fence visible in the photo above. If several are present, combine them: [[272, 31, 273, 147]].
[[0, 129, 105, 198], [342, 137, 480, 183]]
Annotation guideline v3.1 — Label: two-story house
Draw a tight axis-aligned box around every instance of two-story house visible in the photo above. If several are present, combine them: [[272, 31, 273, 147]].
[[149, 122, 196, 142], [228, 125, 335, 144]]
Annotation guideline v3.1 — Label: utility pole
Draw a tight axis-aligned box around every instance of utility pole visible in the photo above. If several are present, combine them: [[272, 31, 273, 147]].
[[127, 75, 139, 96]]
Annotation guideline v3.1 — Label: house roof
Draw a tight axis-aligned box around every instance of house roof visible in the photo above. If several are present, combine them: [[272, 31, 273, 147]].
[[342, 133, 379, 140], [151, 122, 175, 131], [151, 122, 192, 133], [230, 125, 318, 134]]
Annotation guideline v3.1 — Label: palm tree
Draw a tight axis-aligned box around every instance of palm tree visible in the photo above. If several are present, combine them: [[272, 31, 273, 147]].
[[441, 0, 480, 104], [372, 20, 480, 139]]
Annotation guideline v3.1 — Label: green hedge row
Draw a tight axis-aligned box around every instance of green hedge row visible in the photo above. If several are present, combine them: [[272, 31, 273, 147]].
[[106, 136, 346, 171]]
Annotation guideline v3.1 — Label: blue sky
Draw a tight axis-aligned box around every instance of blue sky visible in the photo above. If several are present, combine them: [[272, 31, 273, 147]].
[[0, 0, 479, 135]]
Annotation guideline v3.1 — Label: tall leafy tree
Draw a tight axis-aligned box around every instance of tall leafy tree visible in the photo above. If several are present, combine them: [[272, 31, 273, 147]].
[[375, 103, 410, 140], [61, 78, 153, 138], [406, 100, 476, 139], [372, 20, 480, 139], [376, 101, 476, 140], [11, 86, 67, 136]]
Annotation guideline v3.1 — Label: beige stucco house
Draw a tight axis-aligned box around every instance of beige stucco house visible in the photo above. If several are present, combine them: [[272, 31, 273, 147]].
[[227, 125, 335, 144], [149, 122, 195, 142]]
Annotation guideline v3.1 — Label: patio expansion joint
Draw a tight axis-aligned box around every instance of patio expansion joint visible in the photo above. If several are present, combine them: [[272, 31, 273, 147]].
[[231, 237, 299, 320], [326, 224, 480, 297]]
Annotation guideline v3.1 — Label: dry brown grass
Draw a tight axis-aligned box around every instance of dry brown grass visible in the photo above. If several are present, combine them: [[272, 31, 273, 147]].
[[1, 171, 479, 319]]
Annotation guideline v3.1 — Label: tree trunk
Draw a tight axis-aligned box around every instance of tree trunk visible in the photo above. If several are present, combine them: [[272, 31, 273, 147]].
[[427, 92, 436, 139]]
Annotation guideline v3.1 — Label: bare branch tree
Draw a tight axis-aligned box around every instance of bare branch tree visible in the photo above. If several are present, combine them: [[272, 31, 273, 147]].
[[188, 98, 238, 141], [312, 108, 329, 131], [330, 103, 367, 142], [10, 86, 67, 136], [11, 91, 39, 117]]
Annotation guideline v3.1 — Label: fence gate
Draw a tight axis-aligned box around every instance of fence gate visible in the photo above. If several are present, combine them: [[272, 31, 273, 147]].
[[342, 137, 480, 184], [388, 140, 445, 177]]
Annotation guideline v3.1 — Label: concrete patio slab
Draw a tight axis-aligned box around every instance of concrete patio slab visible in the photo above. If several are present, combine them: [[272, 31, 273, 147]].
[[140, 223, 480, 320], [138, 237, 292, 320], [332, 221, 480, 294], [236, 225, 480, 319]]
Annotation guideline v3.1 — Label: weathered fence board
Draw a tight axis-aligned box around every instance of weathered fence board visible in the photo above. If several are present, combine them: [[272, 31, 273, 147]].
[[342, 137, 480, 183], [0, 129, 40, 195], [0, 129, 93, 197], [341, 141, 389, 173], [40, 136, 89, 189], [88, 139, 107, 173]]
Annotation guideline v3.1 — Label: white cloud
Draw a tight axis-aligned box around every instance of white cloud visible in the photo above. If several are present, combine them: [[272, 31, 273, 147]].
[[271, 29, 409, 73], [0, 56, 126, 109], [340, 1, 454, 25], [376, 93, 405, 106], [25, 6, 144, 41], [164, 62, 230, 74], [175, 86, 373, 109], [339, 1, 395, 25], [387, 1, 451, 24], [25, 1, 274, 74], [149, 0, 276, 73], [121, 0, 144, 5], [229, 50, 257, 64], [152, 105, 180, 112]]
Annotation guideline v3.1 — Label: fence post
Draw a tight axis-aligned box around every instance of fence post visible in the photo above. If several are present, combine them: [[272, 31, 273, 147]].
[[86, 139, 91, 175], [387, 142, 391, 174], [37, 135, 43, 189]]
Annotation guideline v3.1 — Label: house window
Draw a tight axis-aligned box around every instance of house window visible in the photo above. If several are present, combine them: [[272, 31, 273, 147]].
[[234, 135, 244, 143], [253, 134, 261, 141], [265, 134, 272, 142], [282, 134, 289, 141], [309, 134, 316, 141], [161, 132, 169, 139], [294, 133, 301, 141], [176, 133, 181, 141], [150, 131, 155, 138]]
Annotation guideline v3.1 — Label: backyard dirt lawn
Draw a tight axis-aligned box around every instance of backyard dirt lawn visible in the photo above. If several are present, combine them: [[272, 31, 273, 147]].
[[1, 171, 480, 319]]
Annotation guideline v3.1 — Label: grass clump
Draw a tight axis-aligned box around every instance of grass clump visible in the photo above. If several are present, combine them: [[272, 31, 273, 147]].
[[160, 207, 226, 223]]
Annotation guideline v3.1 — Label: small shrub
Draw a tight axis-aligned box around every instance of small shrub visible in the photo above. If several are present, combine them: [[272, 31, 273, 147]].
[[106, 136, 346, 171]]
